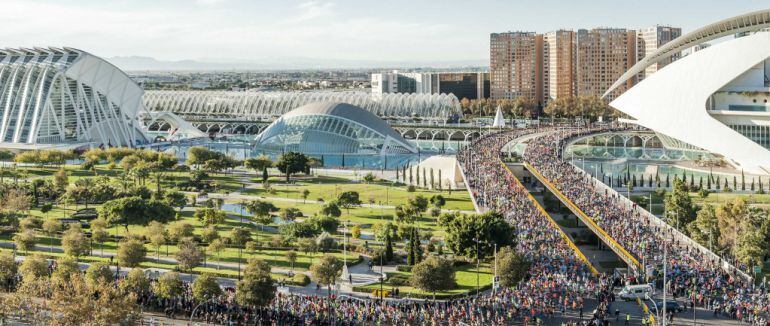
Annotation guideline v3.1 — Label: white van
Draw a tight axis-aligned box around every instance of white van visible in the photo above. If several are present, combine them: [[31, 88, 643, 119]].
[[618, 284, 653, 301]]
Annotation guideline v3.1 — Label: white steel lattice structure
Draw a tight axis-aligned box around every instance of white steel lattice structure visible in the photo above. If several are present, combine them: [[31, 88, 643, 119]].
[[143, 90, 462, 122], [0, 47, 146, 148]]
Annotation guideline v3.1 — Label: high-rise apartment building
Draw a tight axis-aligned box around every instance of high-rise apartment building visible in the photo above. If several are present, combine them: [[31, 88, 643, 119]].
[[543, 30, 576, 102], [490, 25, 680, 106], [576, 28, 638, 101], [489, 32, 542, 102], [637, 25, 682, 80]]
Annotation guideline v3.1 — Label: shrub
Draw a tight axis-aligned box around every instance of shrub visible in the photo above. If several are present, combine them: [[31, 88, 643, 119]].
[[388, 274, 410, 286], [406, 185, 416, 192], [396, 265, 412, 272]]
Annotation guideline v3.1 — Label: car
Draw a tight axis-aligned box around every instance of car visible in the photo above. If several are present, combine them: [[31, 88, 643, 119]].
[[618, 284, 653, 301], [654, 300, 684, 313]]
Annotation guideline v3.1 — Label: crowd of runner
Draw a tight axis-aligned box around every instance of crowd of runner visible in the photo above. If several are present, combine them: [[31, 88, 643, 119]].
[[134, 125, 616, 325], [522, 125, 770, 325]]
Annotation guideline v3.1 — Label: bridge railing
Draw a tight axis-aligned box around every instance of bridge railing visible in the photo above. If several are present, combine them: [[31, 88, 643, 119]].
[[500, 161, 599, 277], [525, 162, 643, 273], [573, 162, 753, 282]]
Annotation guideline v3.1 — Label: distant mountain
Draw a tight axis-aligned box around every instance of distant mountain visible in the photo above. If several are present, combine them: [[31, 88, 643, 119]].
[[106, 56, 488, 71]]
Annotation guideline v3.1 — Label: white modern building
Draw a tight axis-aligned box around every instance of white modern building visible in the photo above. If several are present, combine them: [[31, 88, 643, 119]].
[[254, 102, 418, 154], [371, 71, 433, 96], [144, 90, 462, 122], [608, 9, 770, 174], [0, 47, 146, 149]]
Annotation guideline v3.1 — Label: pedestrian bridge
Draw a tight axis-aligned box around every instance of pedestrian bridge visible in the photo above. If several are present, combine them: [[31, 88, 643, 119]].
[[524, 162, 643, 273]]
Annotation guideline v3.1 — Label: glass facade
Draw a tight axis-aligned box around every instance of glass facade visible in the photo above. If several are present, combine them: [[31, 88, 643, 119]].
[[729, 124, 770, 149], [0, 48, 144, 147], [254, 102, 417, 155]]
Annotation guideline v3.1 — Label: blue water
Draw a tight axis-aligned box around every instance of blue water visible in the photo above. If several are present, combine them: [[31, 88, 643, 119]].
[[163, 139, 468, 170], [220, 203, 293, 225]]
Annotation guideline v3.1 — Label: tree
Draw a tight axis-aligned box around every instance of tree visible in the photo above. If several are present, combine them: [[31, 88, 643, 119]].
[[410, 256, 455, 299], [337, 191, 361, 215], [430, 195, 446, 209], [176, 238, 203, 271], [496, 246, 529, 287], [164, 190, 188, 211], [19, 254, 48, 284], [48, 272, 139, 325], [85, 262, 114, 286], [167, 221, 194, 243], [275, 151, 309, 183], [664, 178, 696, 230], [735, 226, 765, 267], [687, 205, 720, 251], [53, 167, 69, 193], [297, 237, 318, 257], [286, 250, 298, 271], [91, 217, 109, 256], [192, 273, 222, 302], [154, 272, 184, 299], [118, 237, 147, 267], [244, 156, 273, 175], [320, 202, 342, 218], [121, 268, 151, 297], [0, 252, 18, 291], [281, 207, 303, 222], [309, 215, 339, 233], [230, 227, 252, 248], [351, 225, 361, 239], [301, 189, 310, 204], [195, 207, 227, 226], [310, 254, 342, 296], [236, 258, 276, 307], [246, 200, 279, 225], [98, 196, 175, 233], [208, 238, 226, 270], [716, 198, 747, 250], [13, 230, 37, 253], [146, 221, 167, 261], [444, 211, 515, 259], [196, 224, 215, 245], [51, 257, 79, 283], [62, 224, 88, 259]]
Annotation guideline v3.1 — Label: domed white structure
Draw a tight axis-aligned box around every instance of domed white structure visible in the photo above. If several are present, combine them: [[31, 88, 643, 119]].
[[0, 47, 147, 149], [255, 102, 417, 154]]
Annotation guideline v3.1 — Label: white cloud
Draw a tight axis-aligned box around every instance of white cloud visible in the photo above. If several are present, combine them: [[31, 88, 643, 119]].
[[0, 0, 485, 63], [289, 1, 335, 23]]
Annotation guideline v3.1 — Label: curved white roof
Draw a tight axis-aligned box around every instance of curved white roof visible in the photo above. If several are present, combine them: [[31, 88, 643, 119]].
[[0, 47, 145, 147], [610, 32, 770, 174], [256, 102, 417, 154], [605, 9, 770, 97], [143, 90, 462, 120], [281, 102, 407, 141]]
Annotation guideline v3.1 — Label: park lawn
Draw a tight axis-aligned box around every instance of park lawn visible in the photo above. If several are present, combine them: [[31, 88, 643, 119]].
[[691, 192, 770, 206], [359, 263, 493, 298], [240, 175, 474, 211], [0, 232, 359, 272]]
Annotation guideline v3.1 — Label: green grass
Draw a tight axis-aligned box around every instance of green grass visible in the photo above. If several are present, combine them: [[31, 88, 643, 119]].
[[358, 263, 493, 298], [238, 175, 473, 211], [5, 164, 472, 277]]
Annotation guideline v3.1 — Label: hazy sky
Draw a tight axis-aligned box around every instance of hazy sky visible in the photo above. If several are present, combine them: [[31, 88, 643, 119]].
[[2, 0, 768, 62]]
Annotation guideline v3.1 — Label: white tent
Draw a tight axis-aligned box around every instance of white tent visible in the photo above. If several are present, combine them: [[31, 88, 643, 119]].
[[492, 106, 505, 128]]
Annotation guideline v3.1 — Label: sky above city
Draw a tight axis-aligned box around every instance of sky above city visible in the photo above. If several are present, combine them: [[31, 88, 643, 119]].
[[2, 0, 769, 65]]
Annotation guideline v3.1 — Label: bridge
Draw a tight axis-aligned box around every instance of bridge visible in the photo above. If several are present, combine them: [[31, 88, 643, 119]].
[[142, 115, 496, 145], [566, 130, 710, 161]]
